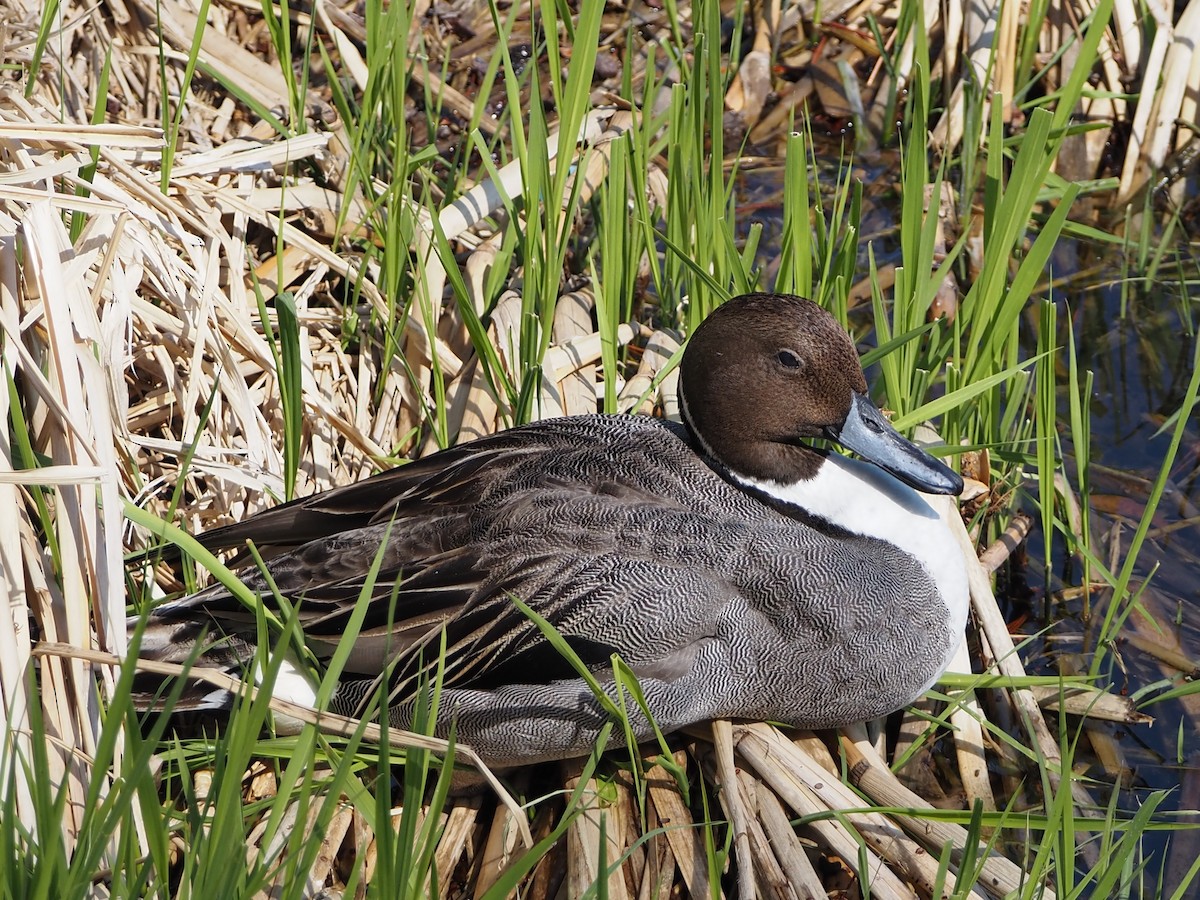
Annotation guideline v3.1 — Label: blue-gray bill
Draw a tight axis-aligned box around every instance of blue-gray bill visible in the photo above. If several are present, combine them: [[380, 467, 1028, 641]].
[[828, 392, 964, 496]]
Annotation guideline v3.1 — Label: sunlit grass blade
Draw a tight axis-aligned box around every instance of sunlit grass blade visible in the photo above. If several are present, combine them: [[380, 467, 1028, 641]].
[[1035, 299, 1058, 585], [774, 130, 814, 297]]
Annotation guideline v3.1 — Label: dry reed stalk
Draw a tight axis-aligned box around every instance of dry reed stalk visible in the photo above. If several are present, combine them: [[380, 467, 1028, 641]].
[[193, 767, 215, 839], [0, 122, 162, 147], [866, 0, 936, 137], [806, 727, 984, 898], [839, 730, 1054, 900], [752, 780, 826, 899], [611, 775, 646, 896], [433, 793, 482, 896], [172, 133, 331, 179], [0, 196, 129, 857], [138, 0, 292, 110], [726, 0, 778, 126], [1139, 0, 1200, 200], [359, 810, 385, 886], [455, 294, 516, 437], [523, 800, 568, 899], [410, 107, 616, 433], [402, 803, 453, 897], [314, 0, 369, 92], [460, 229, 505, 333], [931, 0, 998, 153], [1116, 22, 1172, 203], [946, 493, 1106, 869], [636, 791, 677, 900], [1110, 0, 1144, 69], [210, 185, 458, 376], [1060, 703, 1134, 788], [747, 75, 817, 147], [809, 43, 861, 124], [994, 0, 1019, 123], [711, 719, 756, 900], [1070, 21, 1125, 179], [941, 638, 999, 826], [892, 701, 953, 804], [0, 152, 35, 828], [862, 717, 887, 769], [732, 768, 798, 900], [901, 433, 998, 821], [569, 113, 636, 209], [645, 752, 721, 900], [546, 321, 638, 388], [978, 690, 1032, 844], [978, 513, 1032, 573], [734, 724, 921, 900], [564, 761, 631, 900], [1029, 680, 1151, 725], [926, 182, 961, 321], [349, 807, 374, 889], [1175, 35, 1200, 166], [656, 344, 683, 424], [1123, 628, 1200, 675], [938, 0, 965, 87], [618, 330, 680, 415], [411, 106, 625, 445], [435, 110, 614, 244], [472, 779, 528, 897], [310, 802, 355, 894], [257, 797, 331, 899], [554, 290, 600, 417]]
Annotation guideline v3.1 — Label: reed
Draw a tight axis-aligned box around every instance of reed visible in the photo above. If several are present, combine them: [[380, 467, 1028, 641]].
[[4, 0, 1200, 896]]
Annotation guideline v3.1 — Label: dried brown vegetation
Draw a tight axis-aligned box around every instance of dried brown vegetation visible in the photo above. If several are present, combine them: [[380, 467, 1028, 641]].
[[2, 0, 1198, 896]]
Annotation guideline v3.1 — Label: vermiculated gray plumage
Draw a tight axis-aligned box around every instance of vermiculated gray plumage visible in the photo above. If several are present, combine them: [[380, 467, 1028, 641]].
[[138, 293, 965, 766]]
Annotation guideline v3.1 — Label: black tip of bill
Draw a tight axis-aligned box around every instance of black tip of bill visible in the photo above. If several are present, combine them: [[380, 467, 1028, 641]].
[[829, 393, 965, 496]]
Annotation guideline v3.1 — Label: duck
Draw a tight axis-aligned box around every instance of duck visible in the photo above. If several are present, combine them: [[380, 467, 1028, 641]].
[[137, 292, 970, 766]]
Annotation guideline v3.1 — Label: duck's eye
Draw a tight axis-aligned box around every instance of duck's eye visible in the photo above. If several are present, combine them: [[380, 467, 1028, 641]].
[[776, 349, 803, 369]]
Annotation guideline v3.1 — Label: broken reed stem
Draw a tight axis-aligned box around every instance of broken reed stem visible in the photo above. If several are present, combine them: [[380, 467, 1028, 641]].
[[474, 785, 527, 896], [432, 795, 481, 896], [978, 512, 1032, 573], [733, 768, 798, 900], [942, 638, 999, 829], [752, 780, 826, 899], [839, 726, 1055, 900], [711, 719, 756, 900], [563, 760, 629, 900], [734, 723, 959, 900], [645, 752, 720, 900]]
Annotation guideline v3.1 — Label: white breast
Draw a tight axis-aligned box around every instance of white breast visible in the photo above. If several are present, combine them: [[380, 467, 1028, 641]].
[[731, 453, 971, 681]]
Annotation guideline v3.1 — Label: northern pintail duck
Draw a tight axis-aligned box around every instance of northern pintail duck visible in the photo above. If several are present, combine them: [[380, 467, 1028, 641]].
[[140, 292, 970, 766]]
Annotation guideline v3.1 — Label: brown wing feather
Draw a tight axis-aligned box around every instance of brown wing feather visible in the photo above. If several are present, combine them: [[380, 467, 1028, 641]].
[[147, 417, 741, 713], [193, 434, 548, 561]]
